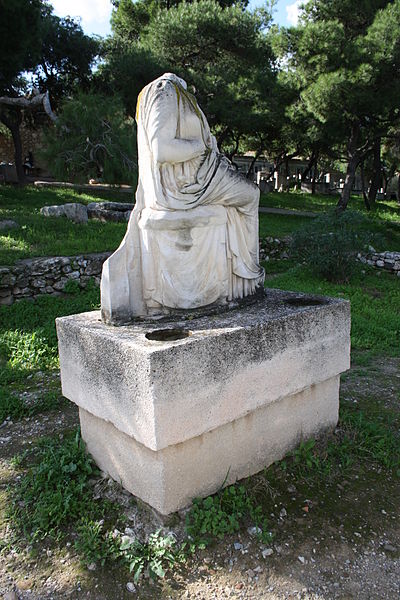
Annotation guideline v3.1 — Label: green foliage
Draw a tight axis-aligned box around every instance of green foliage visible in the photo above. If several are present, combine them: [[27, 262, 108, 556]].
[[290, 210, 375, 282], [42, 93, 137, 185], [0, 387, 60, 423], [186, 484, 271, 545], [341, 407, 400, 472], [0, 281, 99, 422], [120, 530, 182, 582], [282, 404, 400, 481], [9, 430, 99, 540], [0, 0, 42, 92], [75, 518, 120, 566], [34, 12, 98, 105]]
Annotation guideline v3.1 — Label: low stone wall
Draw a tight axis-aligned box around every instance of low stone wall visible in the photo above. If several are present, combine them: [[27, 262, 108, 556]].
[[358, 251, 400, 276], [1, 243, 398, 306], [0, 252, 111, 305], [259, 236, 291, 261]]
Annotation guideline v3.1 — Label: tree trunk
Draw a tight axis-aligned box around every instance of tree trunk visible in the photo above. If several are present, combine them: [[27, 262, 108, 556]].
[[311, 153, 319, 194], [360, 161, 370, 210], [397, 174, 400, 204], [0, 110, 26, 184], [300, 152, 316, 183], [337, 123, 361, 211], [246, 149, 262, 179], [368, 138, 381, 207]]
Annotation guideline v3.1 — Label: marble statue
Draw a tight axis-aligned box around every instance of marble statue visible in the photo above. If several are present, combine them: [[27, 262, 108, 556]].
[[101, 73, 265, 323]]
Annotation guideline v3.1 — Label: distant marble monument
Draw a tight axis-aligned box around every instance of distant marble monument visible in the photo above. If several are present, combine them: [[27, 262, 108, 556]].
[[101, 73, 265, 323]]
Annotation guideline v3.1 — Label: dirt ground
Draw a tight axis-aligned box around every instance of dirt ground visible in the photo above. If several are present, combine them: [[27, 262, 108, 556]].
[[0, 355, 399, 600]]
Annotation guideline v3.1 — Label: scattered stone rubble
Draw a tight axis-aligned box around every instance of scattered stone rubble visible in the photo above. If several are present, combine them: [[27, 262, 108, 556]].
[[358, 250, 400, 277], [259, 236, 291, 261], [40, 201, 134, 224], [0, 219, 19, 231], [0, 252, 111, 305]]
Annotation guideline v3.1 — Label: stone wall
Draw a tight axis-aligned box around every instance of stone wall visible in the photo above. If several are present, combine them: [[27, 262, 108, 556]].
[[0, 252, 111, 306], [1, 243, 398, 306], [358, 251, 400, 276]]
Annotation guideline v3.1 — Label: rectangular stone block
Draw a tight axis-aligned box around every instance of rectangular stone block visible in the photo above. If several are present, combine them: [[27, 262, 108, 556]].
[[56, 289, 350, 514], [79, 376, 339, 514], [56, 289, 350, 451]]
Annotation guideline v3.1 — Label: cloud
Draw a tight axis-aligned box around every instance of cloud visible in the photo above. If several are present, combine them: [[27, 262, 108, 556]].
[[51, 0, 112, 36], [286, 0, 302, 26]]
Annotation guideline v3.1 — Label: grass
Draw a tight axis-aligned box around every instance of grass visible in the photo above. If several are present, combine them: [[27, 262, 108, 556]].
[[0, 283, 100, 422], [0, 185, 128, 265], [267, 264, 400, 356], [260, 191, 400, 250], [1, 186, 399, 266], [7, 428, 185, 580]]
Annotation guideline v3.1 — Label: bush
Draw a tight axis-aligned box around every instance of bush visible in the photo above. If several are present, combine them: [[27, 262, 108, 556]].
[[290, 210, 376, 282], [42, 93, 137, 185]]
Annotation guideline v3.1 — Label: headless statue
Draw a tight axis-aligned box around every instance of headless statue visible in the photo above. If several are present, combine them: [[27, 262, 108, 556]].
[[101, 73, 264, 323]]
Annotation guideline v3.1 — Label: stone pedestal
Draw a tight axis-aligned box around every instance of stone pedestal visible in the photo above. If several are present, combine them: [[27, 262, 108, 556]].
[[56, 289, 350, 515]]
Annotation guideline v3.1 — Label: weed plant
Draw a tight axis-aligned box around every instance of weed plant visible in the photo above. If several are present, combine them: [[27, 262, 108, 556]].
[[9, 430, 101, 540], [186, 484, 272, 546]]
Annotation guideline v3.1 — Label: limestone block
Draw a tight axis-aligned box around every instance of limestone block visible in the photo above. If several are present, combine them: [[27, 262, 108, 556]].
[[57, 289, 350, 454], [63, 203, 88, 224], [79, 376, 340, 514]]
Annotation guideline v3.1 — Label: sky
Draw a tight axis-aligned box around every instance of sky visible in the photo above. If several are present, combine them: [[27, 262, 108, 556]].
[[50, 0, 302, 38]]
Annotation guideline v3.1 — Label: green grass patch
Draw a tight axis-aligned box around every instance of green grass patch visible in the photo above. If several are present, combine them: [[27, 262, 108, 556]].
[[186, 484, 272, 546], [0, 185, 128, 265], [8, 430, 103, 541], [7, 429, 186, 581], [260, 191, 400, 250], [268, 265, 400, 356], [0, 283, 99, 421]]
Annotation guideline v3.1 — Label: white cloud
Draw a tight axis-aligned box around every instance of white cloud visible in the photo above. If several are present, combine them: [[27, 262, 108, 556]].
[[286, 0, 302, 26], [51, 0, 112, 36]]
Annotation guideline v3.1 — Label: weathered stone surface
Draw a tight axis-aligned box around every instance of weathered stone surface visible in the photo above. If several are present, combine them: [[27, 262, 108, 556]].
[[57, 289, 350, 513], [41, 203, 88, 224], [40, 205, 66, 218], [63, 203, 88, 224], [0, 219, 19, 231], [0, 251, 111, 304], [361, 250, 400, 275], [87, 202, 133, 222], [79, 376, 340, 514]]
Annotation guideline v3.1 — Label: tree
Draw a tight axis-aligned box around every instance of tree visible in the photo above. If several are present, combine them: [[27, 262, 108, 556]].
[[42, 93, 137, 185], [99, 0, 279, 167], [282, 0, 400, 209], [110, 0, 250, 42], [0, 1, 98, 183], [34, 11, 99, 105], [0, 0, 42, 94]]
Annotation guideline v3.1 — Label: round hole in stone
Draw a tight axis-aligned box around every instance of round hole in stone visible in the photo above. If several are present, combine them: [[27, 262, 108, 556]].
[[145, 328, 191, 342], [285, 297, 328, 307]]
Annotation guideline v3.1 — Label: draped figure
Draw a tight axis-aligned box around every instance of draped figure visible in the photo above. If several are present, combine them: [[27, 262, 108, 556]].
[[101, 73, 264, 323]]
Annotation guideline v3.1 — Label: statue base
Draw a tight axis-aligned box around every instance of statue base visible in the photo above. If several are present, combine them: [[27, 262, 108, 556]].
[[56, 289, 350, 515]]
